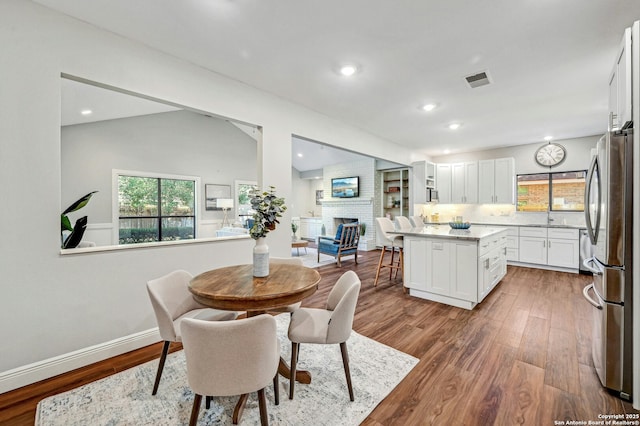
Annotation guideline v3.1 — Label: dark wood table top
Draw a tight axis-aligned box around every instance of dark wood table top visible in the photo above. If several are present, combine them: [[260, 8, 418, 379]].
[[189, 263, 320, 312]]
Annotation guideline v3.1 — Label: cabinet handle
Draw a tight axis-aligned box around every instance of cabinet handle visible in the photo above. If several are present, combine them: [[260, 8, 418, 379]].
[[543, 240, 546, 248], [485, 258, 490, 269], [548, 240, 551, 248]]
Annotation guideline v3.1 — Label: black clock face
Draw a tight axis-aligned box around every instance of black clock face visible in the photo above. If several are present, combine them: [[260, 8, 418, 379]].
[[535, 143, 566, 167]]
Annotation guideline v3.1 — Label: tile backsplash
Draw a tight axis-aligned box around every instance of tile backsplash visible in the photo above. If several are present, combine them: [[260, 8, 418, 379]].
[[415, 203, 586, 227]]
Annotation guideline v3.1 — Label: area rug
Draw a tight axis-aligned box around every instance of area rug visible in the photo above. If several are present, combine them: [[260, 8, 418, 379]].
[[36, 314, 418, 426], [293, 246, 338, 268]]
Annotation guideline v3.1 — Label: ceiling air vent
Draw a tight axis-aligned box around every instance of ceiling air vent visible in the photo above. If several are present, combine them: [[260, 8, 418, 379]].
[[464, 71, 491, 88]]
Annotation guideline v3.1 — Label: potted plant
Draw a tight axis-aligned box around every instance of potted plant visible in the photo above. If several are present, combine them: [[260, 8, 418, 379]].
[[359, 222, 366, 237], [61, 191, 97, 249], [248, 186, 287, 277], [291, 222, 298, 241]]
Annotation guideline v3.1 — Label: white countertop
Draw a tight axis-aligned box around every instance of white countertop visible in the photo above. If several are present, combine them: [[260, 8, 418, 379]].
[[391, 225, 508, 241], [424, 222, 584, 230]]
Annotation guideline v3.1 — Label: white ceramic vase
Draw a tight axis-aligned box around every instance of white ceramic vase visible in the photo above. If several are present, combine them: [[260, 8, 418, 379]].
[[253, 237, 269, 277]]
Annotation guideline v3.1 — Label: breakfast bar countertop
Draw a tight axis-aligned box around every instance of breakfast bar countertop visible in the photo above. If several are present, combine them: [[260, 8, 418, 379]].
[[390, 224, 508, 241]]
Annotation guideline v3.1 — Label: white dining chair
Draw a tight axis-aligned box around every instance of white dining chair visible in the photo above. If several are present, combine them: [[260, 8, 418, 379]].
[[287, 270, 361, 401], [181, 314, 280, 426], [146, 270, 238, 395]]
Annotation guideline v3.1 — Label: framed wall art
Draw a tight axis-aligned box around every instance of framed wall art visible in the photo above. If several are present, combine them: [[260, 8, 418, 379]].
[[205, 184, 231, 211]]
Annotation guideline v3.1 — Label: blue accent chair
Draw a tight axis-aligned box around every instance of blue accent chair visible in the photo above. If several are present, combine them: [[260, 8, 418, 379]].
[[317, 223, 360, 267]]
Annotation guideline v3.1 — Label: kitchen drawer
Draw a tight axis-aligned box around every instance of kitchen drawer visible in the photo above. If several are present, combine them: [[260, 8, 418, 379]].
[[547, 227, 579, 240], [519, 226, 548, 238], [479, 232, 507, 256]]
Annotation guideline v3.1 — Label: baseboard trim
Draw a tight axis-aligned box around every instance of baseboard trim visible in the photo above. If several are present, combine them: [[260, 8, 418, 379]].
[[0, 328, 161, 394]]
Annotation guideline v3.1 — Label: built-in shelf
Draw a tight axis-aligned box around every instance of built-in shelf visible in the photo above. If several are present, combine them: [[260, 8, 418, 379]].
[[381, 168, 410, 219]]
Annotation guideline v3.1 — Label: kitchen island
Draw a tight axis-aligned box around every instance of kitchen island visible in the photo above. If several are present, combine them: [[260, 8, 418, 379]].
[[393, 225, 508, 310]]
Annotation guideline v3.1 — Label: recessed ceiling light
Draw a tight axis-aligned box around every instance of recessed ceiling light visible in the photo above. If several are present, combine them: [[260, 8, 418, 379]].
[[81, 109, 92, 115], [544, 136, 553, 141], [444, 149, 451, 154], [448, 123, 461, 130], [339, 65, 357, 77], [297, 153, 303, 157], [422, 104, 436, 112]]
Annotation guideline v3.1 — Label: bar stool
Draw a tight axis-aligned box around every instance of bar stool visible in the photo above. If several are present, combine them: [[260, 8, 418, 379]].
[[374, 217, 405, 292]]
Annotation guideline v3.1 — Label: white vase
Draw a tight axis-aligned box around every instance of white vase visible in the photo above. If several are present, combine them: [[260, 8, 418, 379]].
[[253, 237, 269, 277]]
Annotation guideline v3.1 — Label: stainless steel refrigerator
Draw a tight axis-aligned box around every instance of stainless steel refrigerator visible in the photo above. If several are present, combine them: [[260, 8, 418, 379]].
[[582, 129, 634, 401]]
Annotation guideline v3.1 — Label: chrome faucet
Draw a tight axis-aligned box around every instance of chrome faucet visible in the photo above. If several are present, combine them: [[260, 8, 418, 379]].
[[308, 210, 315, 217]]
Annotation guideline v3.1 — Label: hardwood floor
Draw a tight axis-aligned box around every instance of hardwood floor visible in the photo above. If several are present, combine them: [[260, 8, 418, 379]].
[[1, 250, 637, 425]]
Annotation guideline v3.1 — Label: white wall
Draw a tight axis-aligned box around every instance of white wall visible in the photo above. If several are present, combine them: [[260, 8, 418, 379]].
[[432, 135, 598, 173], [290, 168, 316, 218], [0, 0, 414, 391], [62, 109, 257, 242]]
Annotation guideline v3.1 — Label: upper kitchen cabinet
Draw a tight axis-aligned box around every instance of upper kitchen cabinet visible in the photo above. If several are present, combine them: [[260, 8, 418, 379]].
[[451, 162, 478, 204], [609, 27, 632, 131], [478, 158, 515, 204], [411, 160, 435, 204], [436, 163, 452, 203], [425, 162, 436, 191]]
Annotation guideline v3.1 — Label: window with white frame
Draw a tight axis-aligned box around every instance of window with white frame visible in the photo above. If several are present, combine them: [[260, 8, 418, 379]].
[[117, 172, 197, 244]]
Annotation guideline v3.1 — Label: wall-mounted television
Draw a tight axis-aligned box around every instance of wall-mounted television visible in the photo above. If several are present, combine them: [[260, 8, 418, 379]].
[[331, 176, 359, 198]]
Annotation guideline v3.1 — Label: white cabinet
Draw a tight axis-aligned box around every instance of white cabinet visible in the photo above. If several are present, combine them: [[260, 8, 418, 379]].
[[436, 163, 452, 204], [478, 158, 515, 204], [452, 242, 480, 300], [478, 244, 507, 302], [451, 162, 478, 204], [404, 230, 507, 309], [518, 227, 579, 269], [609, 27, 632, 131], [410, 161, 436, 205], [422, 239, 477, 299], [425, 162, 436, 191], [547, 228, 579, 268], [503, 226, 519, 261], [425, 240, 454, 295], [299, 218, 322, 240]]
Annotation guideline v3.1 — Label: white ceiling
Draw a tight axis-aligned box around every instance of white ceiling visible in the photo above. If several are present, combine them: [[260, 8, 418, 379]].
[[46, 0, 640, 158]]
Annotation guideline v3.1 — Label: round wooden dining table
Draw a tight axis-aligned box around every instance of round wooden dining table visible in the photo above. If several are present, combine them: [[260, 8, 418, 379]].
[[189, 263, 320, 314], [189, 262, 321, 424]]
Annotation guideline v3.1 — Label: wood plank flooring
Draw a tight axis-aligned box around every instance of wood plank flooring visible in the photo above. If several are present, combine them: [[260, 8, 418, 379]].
[[1, 250, 637, 425]]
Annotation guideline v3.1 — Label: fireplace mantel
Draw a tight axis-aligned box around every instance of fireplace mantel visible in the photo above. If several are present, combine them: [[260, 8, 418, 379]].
[[321, 197, 373, 206]]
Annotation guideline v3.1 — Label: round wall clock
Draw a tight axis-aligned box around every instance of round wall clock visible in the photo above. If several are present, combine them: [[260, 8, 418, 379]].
[[535, 142, 566, 167]]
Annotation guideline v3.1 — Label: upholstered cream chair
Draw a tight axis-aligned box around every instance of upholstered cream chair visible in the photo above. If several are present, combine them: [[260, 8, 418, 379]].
[[146, 270, 238, 395], [181, 314, 280, 426], [269, 257, 304, 313], [374, 217, 405, 291], [394, 216, 413, 231], [409, 216, 424, 228], [288, 270, 361, 401]]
